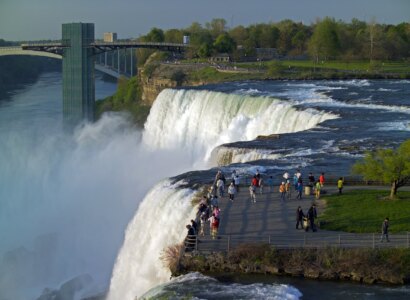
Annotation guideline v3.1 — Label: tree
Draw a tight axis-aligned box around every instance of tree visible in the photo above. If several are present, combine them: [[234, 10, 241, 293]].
[[213, 33, 236, 53], [352, 140, 410, 199], [164, 29, 183, 43], [308, 17, 341, 62], [206, 18, 227, 38], [145, 27, 164, 42]]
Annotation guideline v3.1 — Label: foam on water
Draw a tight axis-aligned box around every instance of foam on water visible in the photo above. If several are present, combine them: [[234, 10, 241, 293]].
[[140, 272, 303, 300]]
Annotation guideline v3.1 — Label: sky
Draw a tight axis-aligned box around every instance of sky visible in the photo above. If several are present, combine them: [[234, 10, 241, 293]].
[[0, 0, 409, 41]]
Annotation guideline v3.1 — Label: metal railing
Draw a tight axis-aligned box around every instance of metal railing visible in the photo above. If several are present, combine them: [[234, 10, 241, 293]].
[[184, 232, 410, 254]]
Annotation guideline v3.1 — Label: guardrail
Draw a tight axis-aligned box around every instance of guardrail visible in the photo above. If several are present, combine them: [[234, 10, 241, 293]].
[[185, 232, 410, 254]]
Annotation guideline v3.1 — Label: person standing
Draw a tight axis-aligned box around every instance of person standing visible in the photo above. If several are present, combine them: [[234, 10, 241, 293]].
[[337, 177, 344, 195], [279, 182, 286, 202], [296, 206, 305, 229], [234, 174, 240, 193], [208, 213, 219, 239], [259, 176, 264, 194], [228, 182, 236, 202], [285, 180, 291, 200], [307, 205, 317, 232], [217, 178, 225, 197], [296, 179, 303, 200], [308, 173, 315, 187], [319, 172, 325, 188], [380, 217, 390, 242], [315, 180, 321, 199], [249, 184, 256, 203]]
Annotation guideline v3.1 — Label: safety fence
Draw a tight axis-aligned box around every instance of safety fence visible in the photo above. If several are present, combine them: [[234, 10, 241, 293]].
[[184, 232, 410, 254]]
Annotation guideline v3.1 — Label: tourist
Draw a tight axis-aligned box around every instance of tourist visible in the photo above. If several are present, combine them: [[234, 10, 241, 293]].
[[279, 182, 286, 202], [285, 180, 291, 200], [380, 217, 390, 242], [213, 206, 221, 219], [319, 172, 325, 188], [259, 176, 264, 194], [208, 213, 219, 239], [296, 169, 302, 179], [191, 219, 198, 234], [337, 177, 344, 195], [296, 206, 305, 229], [199, 211, 207, 236], [249, 185, 256, 203], [296, 179, 303, 200], [293, 173, 299, 190], [210, 195, 219, 211], [216, 178, 225, 197], [283, 171, 289, 181], [228, 182, 236, 202], [307, 205, 317, 232], [315, 180, 321, 199], [255, 169, 260, 181], [251, 175, 259, 188], [308, 172, 315, 187], [234, 174, 240, 192], [184, 224, 196, 251]]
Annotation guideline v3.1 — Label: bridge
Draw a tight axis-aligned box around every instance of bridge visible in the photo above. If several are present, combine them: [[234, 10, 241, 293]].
[[0, 23, 189, 127]]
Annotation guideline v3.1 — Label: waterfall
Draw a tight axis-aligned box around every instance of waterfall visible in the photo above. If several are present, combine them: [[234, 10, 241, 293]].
[[143, 89, 338, 163], [107, 88, 338, 299]]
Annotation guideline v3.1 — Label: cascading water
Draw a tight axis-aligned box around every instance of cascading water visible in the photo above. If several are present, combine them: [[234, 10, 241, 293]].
[[142, 89, 338, 163], [107, 89, 338, 299]]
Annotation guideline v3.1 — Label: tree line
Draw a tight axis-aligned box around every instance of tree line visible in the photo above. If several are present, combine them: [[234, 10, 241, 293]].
[[138, 18, 410, 62]]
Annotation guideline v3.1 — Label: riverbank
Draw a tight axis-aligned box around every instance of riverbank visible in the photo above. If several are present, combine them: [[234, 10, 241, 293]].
[[174, 245, 410, 285]]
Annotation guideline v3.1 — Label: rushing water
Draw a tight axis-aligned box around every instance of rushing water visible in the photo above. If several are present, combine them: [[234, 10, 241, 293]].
[[0, 73, 409, 300]]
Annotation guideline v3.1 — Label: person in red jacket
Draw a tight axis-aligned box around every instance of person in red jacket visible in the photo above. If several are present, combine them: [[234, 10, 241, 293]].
[[319, 172, 325, 187]]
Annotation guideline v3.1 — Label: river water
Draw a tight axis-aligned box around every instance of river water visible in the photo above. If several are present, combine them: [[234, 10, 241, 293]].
[[0, 72, 409, 299]]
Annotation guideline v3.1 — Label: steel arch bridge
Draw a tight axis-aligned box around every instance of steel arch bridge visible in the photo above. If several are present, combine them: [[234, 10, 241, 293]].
[[0, 23, 189, 127]]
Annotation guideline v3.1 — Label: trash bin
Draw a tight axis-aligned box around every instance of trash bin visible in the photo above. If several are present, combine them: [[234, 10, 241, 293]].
[[305, 186, 311, 195]]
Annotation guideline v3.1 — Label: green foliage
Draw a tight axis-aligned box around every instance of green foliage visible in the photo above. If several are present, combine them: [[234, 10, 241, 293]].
[[143, 62, 159, 78], [352, 140, 410, 197], [96, 76, 149, 127], [213, 33, 236, 53], [144, 27, 165, 42], [319, 190, 410, 233], [164, 28, 183, 43], [309, 17, 341, 61]]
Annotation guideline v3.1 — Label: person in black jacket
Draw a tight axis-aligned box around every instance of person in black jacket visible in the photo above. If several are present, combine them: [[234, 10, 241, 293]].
[[307, 205, 317, 232], [184, 224, 197, 251], [296, 206, 305, 229]]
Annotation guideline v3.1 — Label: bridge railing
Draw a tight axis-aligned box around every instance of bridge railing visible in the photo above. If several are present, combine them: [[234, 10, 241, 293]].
[[185, 232, 410, 254]]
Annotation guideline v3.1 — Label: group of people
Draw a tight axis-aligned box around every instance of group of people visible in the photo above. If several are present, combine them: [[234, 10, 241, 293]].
[[296, 204, 318, 232]]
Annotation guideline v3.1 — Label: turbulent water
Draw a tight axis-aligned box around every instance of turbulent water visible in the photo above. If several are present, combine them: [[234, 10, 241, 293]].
[[1, 73, 410, 300]]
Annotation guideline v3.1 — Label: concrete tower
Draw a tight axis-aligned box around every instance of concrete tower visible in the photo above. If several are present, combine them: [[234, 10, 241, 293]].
[[62, 23, 95, 127]]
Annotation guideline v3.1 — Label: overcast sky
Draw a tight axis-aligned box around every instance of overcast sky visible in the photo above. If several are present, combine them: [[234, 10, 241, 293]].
[[1, 0, 409, 41]]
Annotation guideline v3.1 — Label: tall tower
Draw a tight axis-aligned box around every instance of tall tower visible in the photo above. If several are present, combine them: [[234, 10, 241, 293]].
[[62, 23, 95, 127]]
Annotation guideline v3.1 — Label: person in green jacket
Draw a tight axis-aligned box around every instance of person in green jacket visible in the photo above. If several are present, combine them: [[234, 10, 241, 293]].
[[337, 177, 344, 195], [315, 180, 321, 199]]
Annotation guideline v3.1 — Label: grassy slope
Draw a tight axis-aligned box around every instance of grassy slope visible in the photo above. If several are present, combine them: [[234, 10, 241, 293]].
[[319, 190, 410, 233]]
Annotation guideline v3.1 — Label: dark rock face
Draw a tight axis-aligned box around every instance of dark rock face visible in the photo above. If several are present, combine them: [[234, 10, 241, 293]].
[[176, 248, 409, 286], [36, 274, 93, 300]]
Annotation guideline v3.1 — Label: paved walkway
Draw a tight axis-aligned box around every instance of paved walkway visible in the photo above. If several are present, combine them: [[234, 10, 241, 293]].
[[194, 185, 410, 252]]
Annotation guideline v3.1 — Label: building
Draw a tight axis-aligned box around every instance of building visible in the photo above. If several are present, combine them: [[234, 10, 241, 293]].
[[62, 23, 95, 126], [103, 32, 117, 42], [209, 53, 231, 63]]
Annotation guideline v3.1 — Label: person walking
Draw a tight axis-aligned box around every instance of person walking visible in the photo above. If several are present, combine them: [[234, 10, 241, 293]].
[[279, 182, 286, 202], [259, 176, 264, 194], [337, 177, 344, 195], [380, 217, 390, 242], [296, 206, 305, 229], [228, 182, 236, 202]]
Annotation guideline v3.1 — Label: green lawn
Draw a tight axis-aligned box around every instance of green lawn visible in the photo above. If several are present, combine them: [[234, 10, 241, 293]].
[[319, 190, 410, 233]]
